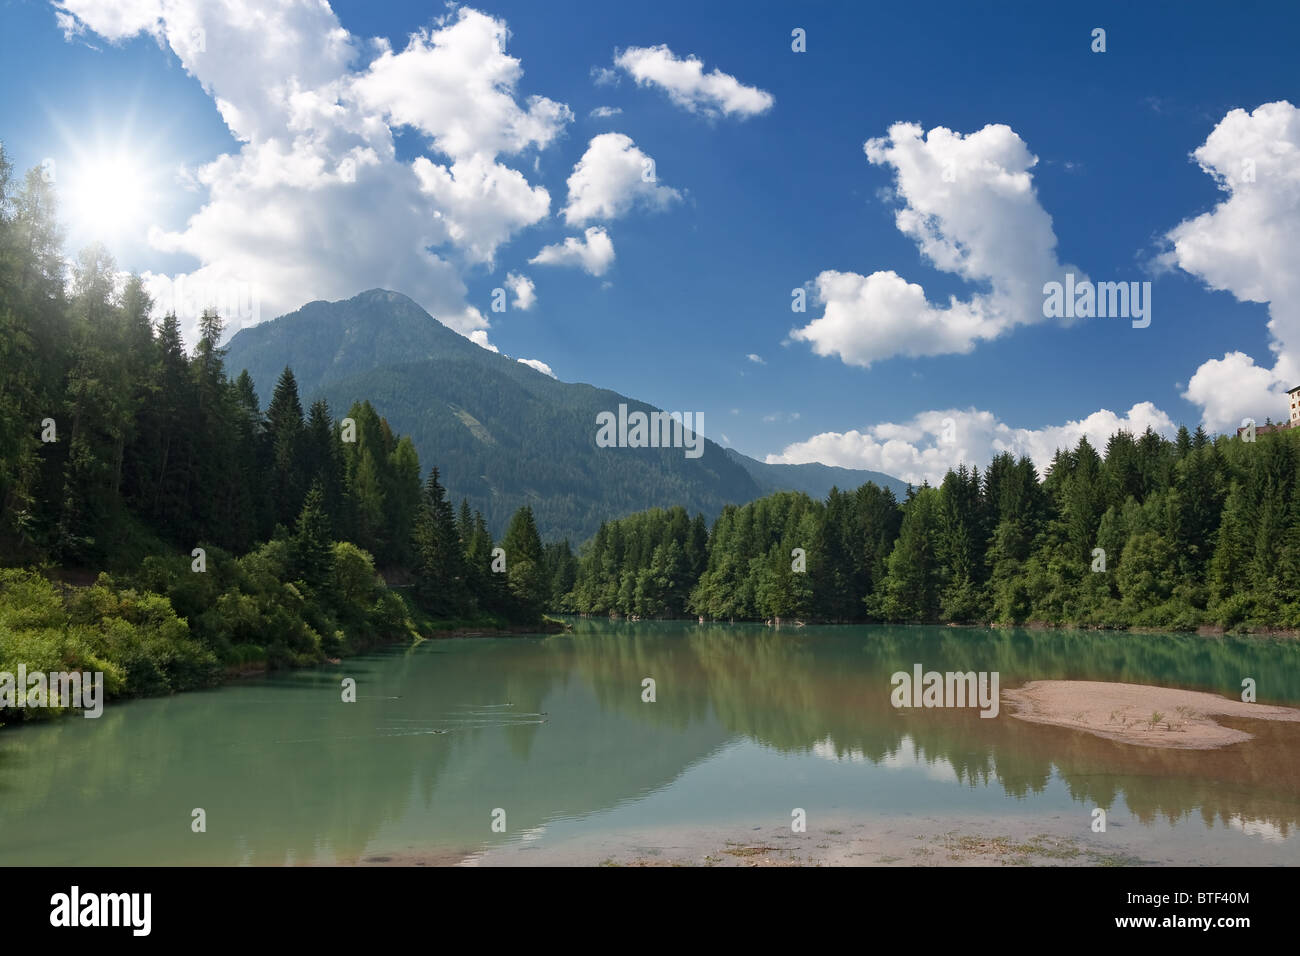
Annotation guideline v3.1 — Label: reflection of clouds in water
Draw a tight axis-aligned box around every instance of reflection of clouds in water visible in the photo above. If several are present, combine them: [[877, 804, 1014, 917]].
[[459, 826, 547, 868], [810, 737, 867, 763], [811, 735, 958, 784], [1226, 815, 1287, 843]]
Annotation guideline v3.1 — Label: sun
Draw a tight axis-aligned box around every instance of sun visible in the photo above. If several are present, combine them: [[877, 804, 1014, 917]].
[[64, 151, 154, 243]]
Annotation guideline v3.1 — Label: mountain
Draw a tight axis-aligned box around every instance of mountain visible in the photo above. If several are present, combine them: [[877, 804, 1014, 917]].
[[221, 289, 485, 405], [223, 290, 907, 542], [724, 448, 910, 500]]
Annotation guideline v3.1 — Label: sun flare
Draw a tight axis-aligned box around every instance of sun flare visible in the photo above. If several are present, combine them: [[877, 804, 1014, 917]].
[[64, 151, 153, 242]]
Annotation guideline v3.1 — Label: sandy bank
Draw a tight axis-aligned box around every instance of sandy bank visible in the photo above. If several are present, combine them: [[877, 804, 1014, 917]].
[[1003, 680, 1300, 749]]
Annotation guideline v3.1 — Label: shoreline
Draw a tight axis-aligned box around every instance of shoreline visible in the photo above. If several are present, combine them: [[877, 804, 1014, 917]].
[[5, 615, 567, 726], [354, 809, 1298, 867], [573, 613, 1300, 640], [220, 618, 568, 680]]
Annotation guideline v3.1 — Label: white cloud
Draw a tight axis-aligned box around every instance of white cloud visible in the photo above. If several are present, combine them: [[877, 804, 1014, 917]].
[[791, 122, 1080, 368], [1181, 351, 1290, 433], [613, 44, 773, 119], [411, 152, 551, 265], [562, 133, 680, 225], [590, 65, 619, 87], [52, 3, 570, 344], [589, 105, 621, 119], [1160, 101, 1300, 432], [351, 11, 571, 161], [56, 0, 357, 143], [767, 403, 1175, 486], [468, 329, 499, 352], [517, 357, 555, 377], [746, 353, 765, 364], [504, 271, 536, 310], [529, 226, 615, 276]]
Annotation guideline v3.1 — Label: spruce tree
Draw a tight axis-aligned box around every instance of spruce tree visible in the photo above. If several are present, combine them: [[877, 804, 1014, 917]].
[[502, 505, 547, 619], [266, 366, 305, 527], [292, 481, 334, 588]]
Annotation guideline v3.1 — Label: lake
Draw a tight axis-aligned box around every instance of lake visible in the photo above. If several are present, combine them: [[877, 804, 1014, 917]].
[[2, 620, 1298, 865]]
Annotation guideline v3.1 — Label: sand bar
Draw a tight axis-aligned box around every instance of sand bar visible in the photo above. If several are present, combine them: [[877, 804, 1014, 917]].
[[1003, 680, 1300, 749]]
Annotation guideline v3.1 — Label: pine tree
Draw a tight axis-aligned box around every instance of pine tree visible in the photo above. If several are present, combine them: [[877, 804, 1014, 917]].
[[880, 485, 942, 622], [266, 366, 306, 527], [292, 481, 334, 588], [502, 505, 547, 619], [412, 467, 466, 617]]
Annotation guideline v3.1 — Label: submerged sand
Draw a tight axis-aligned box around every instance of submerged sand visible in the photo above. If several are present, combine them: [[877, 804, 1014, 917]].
[[358, 807, 1299, 867], [1003, 680, 1300, 749]]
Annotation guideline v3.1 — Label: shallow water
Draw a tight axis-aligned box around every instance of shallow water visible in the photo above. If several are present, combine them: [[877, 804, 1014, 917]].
[[2, 620, 1298, 865]]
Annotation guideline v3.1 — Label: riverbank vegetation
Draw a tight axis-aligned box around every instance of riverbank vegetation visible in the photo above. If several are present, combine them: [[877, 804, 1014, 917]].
[[0, 146, 552, 723], [564, 425, 1300, 632]]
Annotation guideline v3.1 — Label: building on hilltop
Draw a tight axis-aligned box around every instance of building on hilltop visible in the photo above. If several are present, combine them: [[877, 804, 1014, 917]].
[[1235, 386, 1300, 437]]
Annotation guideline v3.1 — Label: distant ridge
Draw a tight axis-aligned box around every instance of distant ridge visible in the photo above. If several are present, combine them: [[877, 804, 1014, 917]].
[[724, 447, 910, 500]]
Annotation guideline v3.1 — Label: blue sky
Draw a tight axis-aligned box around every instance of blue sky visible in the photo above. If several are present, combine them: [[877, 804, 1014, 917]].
[[2, 0, 1298, 482]]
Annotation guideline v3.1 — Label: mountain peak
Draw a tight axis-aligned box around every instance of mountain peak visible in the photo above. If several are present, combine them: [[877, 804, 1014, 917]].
[[224, 288, 479, 404], [353, 288, 420, 307]]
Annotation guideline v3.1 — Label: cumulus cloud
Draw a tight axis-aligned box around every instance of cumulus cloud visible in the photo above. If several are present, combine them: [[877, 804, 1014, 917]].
[[411, 152, 551, 266], [52, 3, 571, 344], [613, 44, 773, 119], [746, 353, 765, 364], [562, 132, 680, 225], [1181, 351, 1287, 432], [351, 13, 571, 161], [529, 226, 615, 276], [517, 357, 555, 377], [468, 329, 499, 352], [791, 122, 1080, 368], [1160, 101, 1300, 432], [589, 105, 621, 119], [767, 403, 1175, 486], [504, 271, 536, 310]]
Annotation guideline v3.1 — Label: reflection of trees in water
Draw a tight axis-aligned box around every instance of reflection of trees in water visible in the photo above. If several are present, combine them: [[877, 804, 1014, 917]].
[[560, 620, 1300, 833], [549, 623, 720, 731], [0, 637, 739, 864], [0, 647, 552, 864], [4, 623, 1297, 863]]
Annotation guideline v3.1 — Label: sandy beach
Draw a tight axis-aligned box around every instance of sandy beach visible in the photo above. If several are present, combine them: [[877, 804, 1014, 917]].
[[1002, 680, 1300, 749]]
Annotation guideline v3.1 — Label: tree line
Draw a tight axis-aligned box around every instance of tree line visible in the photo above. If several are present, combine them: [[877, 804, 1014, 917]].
[[564, 425, 1300, 631], [0, 144, 562, 717]]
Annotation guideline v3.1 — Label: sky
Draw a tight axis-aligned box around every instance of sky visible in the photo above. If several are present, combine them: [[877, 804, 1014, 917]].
[[2, 0, 1298, 485]]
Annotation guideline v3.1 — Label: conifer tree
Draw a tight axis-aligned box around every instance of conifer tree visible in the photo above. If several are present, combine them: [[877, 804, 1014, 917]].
[[266, 366, 306, 527], [293, 481, 334, 588]]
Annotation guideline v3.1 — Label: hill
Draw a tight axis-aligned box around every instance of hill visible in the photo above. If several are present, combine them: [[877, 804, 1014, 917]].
[[224, 290, 907, 541]]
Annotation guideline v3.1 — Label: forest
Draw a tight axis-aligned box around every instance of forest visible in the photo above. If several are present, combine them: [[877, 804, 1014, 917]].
[[563, 424, 1300, 632], [3, 137, 1296, 728], [0, 145, 562, 720]]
